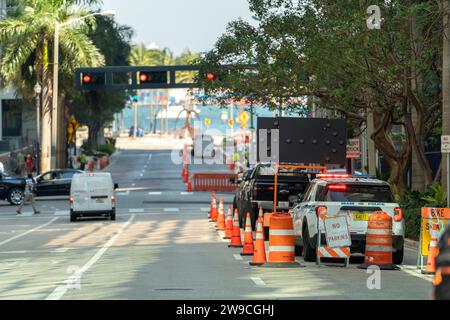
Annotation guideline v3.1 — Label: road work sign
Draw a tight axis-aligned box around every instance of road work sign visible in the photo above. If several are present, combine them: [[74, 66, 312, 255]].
[[420, 207, 450, 256], [324, 215, 351, 248]]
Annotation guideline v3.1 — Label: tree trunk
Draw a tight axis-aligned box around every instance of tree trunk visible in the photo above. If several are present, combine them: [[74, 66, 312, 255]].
[[87, 122, 101, 153], [442, 0, 450, 194], [39, 36, 52, 173]]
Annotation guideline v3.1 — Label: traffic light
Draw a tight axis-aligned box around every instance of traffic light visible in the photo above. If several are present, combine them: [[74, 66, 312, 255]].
[[138, 71, 168, 84], [206, 73, 217, 81], [81, 72, 105, 85]]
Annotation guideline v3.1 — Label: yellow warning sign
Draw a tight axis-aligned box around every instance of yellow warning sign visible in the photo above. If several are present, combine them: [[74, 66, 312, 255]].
[[228, 119, 234, 127], [420, 207, 450, 256], [240, 112, 249, 123], [205, 118, 211, 126]]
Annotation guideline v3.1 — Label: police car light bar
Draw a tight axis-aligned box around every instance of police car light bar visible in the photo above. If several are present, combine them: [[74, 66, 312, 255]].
[[317, 173, 350, 179]]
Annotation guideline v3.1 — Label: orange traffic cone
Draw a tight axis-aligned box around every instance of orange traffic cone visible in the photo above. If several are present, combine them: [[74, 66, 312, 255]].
[[208, 193, 216, 220], [424, 223, 440, 274], [182, 165, 186, 178], [241, 212, 254, 256], [216, 199, 226, 231], [224, 207, 233, 239], [187, 179, 192, 192], [228, 209, 243, 248], [250, 216, 267, 266], [183, 165, 189, 183], [210, 197, 218, 222]]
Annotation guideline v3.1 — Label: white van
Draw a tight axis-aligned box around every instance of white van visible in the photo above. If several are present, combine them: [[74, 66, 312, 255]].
[[69, 172, 118, 222]]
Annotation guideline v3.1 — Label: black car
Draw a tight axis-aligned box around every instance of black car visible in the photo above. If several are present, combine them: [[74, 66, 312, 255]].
[[0, 172, 26, 205], [35, 169, 83, 197]]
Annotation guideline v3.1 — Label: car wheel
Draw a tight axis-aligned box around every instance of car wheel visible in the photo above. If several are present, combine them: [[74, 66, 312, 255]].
[[70, 214, 77, 222], [302, 225, 316, 262], [110, 211, 116, 221], [7, 188, 24, 206], [393, 246, 404, 264]]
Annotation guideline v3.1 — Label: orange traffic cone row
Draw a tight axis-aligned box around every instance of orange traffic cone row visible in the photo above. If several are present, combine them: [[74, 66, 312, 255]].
[[241, 212, 254, 256], [216, 199, 226, 231], [183, 165, 189, 183], [182, 164, 186, 178], [210, 197, 218, 222], [359, 211, 398, 270], [223, 206, 233, 239], [208, 193, 215, 220], [423, 223, 440, 274], [187, 179, 192, 192], [228, 209, 243, 248], [250, 215, 267, 266]]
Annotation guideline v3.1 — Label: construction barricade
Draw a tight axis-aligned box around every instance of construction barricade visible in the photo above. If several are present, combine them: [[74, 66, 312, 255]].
[[316, 210, 351, 267], [417, 208, 450, 274], [193, 173, 238, 192]]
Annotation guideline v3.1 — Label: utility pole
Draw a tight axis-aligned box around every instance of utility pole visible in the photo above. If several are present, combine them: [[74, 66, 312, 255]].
[[442, 0, 450, 204], [34, 83, 42, 175], [133, 95, 138, 139]]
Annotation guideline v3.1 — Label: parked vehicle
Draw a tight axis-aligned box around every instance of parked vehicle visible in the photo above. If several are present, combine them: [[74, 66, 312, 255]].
[[289, 173, 405, 264], [35, 169, 83, 197], [0, 172, 26, 205], [70, 172, 118, 222], [232, 169, 253, 219], [237, 163, 312, 231]]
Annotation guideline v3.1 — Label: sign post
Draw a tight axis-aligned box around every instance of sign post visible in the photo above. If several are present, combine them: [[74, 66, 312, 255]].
[[441, 135, 450, 207]]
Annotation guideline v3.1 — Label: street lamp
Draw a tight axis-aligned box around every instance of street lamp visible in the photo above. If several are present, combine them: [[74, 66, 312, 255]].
[[51, 10, 115, 169], [34, 83, 42, 174]]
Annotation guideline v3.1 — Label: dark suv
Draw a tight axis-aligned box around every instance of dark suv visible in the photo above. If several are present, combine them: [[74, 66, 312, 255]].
[[0, 173, 26, 205]]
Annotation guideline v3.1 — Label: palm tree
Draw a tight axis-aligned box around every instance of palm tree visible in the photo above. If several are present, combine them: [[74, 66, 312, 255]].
[[0, 0, 104, 172]]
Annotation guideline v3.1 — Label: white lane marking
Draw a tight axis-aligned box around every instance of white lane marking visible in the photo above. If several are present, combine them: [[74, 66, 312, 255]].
[[46, 214, 135, 300], [148, 154, 152, 161], [131, 183, 136, 187], [233, 254, 243, 261], [0, 250, 27, 254], [200, 208, 210, 212], [251, 277, 266, 286], [54, 211, 69, 216], [400, 265, 433, 283], [0, 217, 58, 247], [148, 192, 162, 195], [180, 192, 193, 195], [164, 208, 180, 212], [116, 190, 130, 196], [129, 208, 144, 213], [17, 212, 34, 217], [139, 173, 143, 177], [53, 248, 70, 253]]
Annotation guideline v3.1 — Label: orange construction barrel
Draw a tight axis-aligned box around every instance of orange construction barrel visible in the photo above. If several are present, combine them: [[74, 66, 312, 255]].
[[264, 213, 301, 268]]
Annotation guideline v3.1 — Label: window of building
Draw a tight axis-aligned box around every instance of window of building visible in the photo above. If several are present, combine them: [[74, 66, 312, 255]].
[[2, 99, 22, 137]]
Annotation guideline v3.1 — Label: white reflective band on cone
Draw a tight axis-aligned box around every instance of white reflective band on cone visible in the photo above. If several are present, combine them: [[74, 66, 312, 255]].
[[269, 230, 295, 236], [365, 246, 392, 252], [269, 246, 295, 252], [256, 234, 264, 239], [366, 229, 391, 235]]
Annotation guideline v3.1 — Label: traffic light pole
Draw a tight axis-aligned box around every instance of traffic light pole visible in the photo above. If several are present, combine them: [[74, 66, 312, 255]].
[[133, 100, 138, 139]]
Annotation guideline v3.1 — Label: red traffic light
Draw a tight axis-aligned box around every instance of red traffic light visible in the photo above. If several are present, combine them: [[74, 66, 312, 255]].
[[82, 74, 92, 84], [139, 73, 150, 83], [206, 73, 216, 81]]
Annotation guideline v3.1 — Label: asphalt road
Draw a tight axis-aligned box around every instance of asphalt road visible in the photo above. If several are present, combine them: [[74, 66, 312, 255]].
[[0, 149, 435, 300]]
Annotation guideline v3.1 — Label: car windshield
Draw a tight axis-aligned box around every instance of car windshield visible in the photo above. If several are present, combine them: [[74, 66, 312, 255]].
[[318, 184, 394, 203]]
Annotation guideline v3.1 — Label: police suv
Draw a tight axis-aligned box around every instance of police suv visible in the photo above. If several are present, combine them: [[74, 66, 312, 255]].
[[290, 173, 405, 264]]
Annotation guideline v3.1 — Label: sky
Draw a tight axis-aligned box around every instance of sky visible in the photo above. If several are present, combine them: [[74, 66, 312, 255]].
[[100, 0, 256, 56]]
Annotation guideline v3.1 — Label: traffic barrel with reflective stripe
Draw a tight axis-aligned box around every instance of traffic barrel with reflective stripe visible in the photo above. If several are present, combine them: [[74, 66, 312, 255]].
[[359, 211, 397, 270], [228, 209, 243, 248], [223, 207, 233, 239], [264, 213, 301, 267], [241, 212, 254, 256]]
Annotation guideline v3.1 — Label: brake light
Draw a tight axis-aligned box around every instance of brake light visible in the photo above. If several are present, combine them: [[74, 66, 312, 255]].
[[69, 196, 74, 204], [394, 207, 403, 222], [266, 186, 274, 191], [317, 173, 350, 179], [328, 184, 348, 191], [89, 173, 95, 177], [316, 205, 327, 218], [111, 195, 116, 203]]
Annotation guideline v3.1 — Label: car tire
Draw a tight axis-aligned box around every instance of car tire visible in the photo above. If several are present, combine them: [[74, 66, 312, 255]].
[[70, 214, 77, 222], [110, 211, 116, 221], [295, 245, 303, 256], [302, 225, 316, 262], [7, 187, 24, 206], [393, 246, 404, 264]]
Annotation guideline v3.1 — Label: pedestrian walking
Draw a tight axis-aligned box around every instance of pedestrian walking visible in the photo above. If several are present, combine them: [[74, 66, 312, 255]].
[[25, 154, 34, 175], [16, 174, 40, 215]]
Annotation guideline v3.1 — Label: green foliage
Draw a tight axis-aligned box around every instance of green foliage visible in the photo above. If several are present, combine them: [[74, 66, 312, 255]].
[[98, 143, 116, 156], [403, 208, 422, 241], [421, 183, 447, 208]]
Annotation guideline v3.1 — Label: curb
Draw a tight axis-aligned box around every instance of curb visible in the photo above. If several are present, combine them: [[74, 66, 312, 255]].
[[404, 238, 419, 250]]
